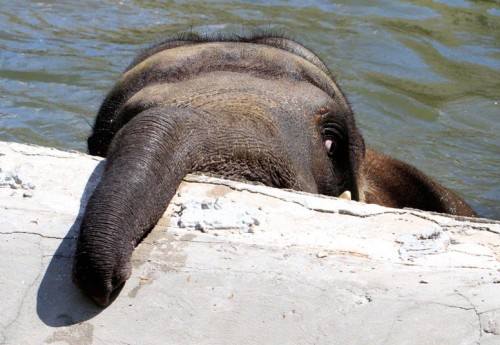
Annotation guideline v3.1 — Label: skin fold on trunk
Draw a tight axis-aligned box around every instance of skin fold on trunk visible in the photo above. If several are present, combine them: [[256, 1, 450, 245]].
[[73, 107, 202, 306]]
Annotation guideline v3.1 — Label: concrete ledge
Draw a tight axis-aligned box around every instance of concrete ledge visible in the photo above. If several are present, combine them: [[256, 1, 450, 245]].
[[1, 141, 499, 345]]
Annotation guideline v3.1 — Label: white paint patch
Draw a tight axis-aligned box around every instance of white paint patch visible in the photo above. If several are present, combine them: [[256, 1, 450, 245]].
[[0, 169, 36, 190], [396, 229, 451, 260], [171, 196, 260, 233]]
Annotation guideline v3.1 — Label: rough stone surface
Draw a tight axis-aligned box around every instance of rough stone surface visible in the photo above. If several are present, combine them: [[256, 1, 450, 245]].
[[0, 141, 499, 345]]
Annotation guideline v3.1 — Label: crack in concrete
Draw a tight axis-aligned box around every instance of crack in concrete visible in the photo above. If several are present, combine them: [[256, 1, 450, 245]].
[[182, 176, 500, 234], [389, 212, 499, 234], [337, 253, 498, 271], [425, 301, 475, 311], [457, 293, 483, 342], [7, 149, 95, 160], [3, 234, 45, 338], [450, 249, 494, 258], [183, 265, 279, 278], [293, 277, 329, 293], [0, 205, 80, 218], [478, 307, 500, 315], [380, 296, 486, 345], [0, 230, 68, 240], [184, 177, 358, 216], [381, 315, 399, 345]]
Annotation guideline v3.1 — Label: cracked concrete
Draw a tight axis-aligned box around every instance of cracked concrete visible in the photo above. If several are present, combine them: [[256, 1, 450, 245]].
[[0, 141, 499, 345]]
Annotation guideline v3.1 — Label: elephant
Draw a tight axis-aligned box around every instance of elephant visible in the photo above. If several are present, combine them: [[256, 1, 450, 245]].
[[73, 33, 476, 307]]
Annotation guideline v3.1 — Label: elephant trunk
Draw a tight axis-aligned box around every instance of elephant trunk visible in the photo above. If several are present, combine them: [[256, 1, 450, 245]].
[[73, 107, 198, 306]]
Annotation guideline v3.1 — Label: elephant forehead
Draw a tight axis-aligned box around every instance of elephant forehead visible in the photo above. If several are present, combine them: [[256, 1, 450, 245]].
[[124, 71, 336, 121], [117, 42, 345, 102]]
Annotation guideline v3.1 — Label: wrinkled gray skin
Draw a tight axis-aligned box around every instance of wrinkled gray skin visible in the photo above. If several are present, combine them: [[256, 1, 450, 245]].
[[73, 34, 476, 307]]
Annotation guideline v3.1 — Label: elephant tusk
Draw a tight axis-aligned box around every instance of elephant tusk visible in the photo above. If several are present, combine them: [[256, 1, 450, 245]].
[[339, 190, 351, 200]]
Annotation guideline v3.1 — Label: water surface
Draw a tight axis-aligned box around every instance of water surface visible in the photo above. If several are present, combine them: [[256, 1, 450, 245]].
[[0, 0, 498, 218]]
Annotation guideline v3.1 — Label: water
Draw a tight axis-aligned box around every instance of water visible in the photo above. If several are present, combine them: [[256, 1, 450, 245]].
[[0, 0, 498, 219]]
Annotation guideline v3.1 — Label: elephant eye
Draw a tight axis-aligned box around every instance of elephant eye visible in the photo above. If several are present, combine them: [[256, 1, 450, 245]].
[[324, 137, 336, 155], [321, 124, 344, 156]]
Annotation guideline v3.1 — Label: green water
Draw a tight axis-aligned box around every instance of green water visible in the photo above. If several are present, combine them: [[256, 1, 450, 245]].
[[0, 0, 498, 218]]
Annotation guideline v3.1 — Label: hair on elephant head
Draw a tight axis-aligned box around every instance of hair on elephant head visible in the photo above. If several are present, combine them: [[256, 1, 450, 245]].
[[73, 32, 476, 307]]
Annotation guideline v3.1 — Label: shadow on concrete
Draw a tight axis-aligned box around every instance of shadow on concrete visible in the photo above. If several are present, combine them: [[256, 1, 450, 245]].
[[36, 160, 107, 327]]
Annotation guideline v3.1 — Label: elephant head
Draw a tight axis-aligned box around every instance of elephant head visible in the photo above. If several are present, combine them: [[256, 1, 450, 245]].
[[73, 34, 476, 307]]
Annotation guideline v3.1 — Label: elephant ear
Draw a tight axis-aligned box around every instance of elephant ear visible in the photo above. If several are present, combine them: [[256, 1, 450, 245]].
[[359, 148, 477, 217], [335, 106, 366, 203], [345, 120, 365, 202]]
